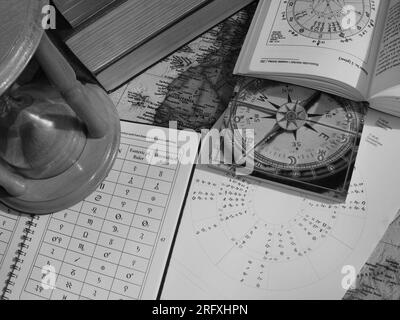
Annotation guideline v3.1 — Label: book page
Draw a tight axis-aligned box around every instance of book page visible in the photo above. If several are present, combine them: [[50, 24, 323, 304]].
[[162, 109, 400, 299], [369, 0, 400, 98], [0, 208, 21, 271], [2, 121, 198, 300], [246, 0, 387, 100], [0, 209, 33, 296]]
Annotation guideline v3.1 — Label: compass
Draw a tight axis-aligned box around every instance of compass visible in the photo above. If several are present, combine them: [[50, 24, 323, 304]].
[[220, 79, 366, 197], [286, 0, 373, 40]]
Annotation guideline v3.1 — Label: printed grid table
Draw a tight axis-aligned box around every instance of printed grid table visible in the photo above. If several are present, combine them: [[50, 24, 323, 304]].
[[0, 210, 19, 270], [23, 133, 179, 300]]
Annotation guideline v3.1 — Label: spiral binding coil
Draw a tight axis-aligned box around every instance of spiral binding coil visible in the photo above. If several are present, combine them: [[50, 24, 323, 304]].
[[1, 216, 38, 300]]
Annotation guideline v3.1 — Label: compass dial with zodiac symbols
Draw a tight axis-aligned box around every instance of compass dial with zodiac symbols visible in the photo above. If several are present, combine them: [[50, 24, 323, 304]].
[[286, 0, 373, 40], [221, 79, 366, 198]]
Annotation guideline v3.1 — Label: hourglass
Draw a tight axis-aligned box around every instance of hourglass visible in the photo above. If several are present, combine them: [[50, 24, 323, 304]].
[[0, 0, 120, 214]]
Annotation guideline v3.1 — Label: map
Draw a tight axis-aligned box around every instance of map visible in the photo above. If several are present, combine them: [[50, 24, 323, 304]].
[[344, 212, 400, 300], [109, 5, 256, 131]]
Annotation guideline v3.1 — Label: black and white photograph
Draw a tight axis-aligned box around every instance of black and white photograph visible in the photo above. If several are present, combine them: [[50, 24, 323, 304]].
[[0, 0, 400, 307]]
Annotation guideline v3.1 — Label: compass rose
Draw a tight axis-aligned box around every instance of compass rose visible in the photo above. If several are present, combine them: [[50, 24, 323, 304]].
[[276, 102, 308, 131]]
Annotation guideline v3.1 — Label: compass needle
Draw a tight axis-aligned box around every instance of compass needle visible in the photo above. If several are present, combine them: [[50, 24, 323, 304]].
[[301, 91, 322, 112]]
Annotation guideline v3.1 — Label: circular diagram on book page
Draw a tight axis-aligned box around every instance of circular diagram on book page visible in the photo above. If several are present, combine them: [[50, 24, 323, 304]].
[[190, 171, 367, 291], [285, 0, 373, 40]]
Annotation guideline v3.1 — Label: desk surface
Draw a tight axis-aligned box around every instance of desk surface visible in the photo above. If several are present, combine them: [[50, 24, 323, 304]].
[[110, 6, 400, 300]]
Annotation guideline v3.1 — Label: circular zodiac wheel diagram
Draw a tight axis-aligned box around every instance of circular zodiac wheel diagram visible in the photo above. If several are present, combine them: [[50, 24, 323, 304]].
[[191, 173, 367, 291], [226, 79, 364, 181], [286, 0, 372, 40]]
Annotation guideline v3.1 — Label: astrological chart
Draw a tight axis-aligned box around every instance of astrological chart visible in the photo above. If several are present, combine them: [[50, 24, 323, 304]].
[[190, 169, 367, 291], [21, 128, 182, 300], [266, 0, 379, 62]]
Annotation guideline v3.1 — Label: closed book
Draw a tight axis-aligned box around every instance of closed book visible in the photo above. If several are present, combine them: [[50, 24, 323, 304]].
[[53, 0, 125, 28], [64, 0, 255, 92]]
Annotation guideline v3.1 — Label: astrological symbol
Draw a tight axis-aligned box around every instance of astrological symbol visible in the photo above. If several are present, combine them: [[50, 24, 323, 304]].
[[52, 236, 62, 244], [95, 195, 102, 202], [104, 252, 111, 258], [78, 243, 85, 251], [115, 214, 122, 221], [71, 269, 76, 276], [317, 149, 327, 161], [83, 232, 89, 239], [126, 273, 133, 279], [99, 183, 105, 190], [142, 220, 149, 228], [109, 238, 114, 246], [66, 281, 72, 289], [113, 226, 119, 233], [35, 285, 44, 293], [87, 219, 94, 226], [129, 177, 134, 184]]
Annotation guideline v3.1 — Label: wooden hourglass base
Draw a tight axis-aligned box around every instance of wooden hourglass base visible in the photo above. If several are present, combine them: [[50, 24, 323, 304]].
[[0, 3, 121, 214], [0, 84, 120, 215]]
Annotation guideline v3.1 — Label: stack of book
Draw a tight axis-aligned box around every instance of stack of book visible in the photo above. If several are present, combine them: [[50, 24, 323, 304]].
[[53, 0, 125, 28], [54, 0, 255, 92]]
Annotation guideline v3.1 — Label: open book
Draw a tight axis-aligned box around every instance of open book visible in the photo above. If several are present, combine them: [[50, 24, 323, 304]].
[[0, 121, 197, 300], [235, 0, 400, 117]]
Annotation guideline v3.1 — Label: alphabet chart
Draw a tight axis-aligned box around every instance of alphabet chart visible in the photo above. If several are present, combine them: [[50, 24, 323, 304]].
[[0, 208, 21, 270], [1, 121, 198, 300]]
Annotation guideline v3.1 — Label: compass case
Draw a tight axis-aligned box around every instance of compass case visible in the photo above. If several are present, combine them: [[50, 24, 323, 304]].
[[208, 78, 368, 202]]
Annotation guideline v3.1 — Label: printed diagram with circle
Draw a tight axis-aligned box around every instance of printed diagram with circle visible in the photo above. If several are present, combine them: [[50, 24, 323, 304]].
[[286, 0, 373, 40], [268, 0, 378, 56], [190, 173, 367, 290]]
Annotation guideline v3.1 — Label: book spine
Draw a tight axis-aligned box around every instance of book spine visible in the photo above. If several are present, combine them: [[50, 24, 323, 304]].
[[1, 216, 38, 300]]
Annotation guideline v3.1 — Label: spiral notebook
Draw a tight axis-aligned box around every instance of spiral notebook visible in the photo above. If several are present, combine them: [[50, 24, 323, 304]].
[[0, 121, 198, 300]]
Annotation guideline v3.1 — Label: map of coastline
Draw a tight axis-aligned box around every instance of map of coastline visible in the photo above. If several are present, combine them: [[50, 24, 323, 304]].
[[110, 5, 256, 131]]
